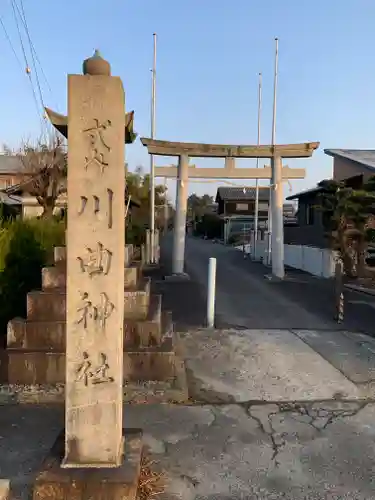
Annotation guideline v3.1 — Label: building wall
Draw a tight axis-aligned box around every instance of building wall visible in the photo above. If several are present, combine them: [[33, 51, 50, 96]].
[[0, 173, 24, 190], [333, 157, 374, 182], [21, 193, 67, 218], [221, 200, 269, 217], [284, 194, 327, 248], [284, 224, 329, 248]]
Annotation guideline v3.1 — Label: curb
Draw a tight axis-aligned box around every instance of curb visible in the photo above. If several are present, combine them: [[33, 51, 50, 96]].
[[345, 284, 375, 297]]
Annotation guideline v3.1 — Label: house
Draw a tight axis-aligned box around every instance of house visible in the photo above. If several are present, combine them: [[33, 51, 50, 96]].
[[0, 155, 140, 219], [0, 154, 25, 190], [326, 149, 375, 184], [0, 154, 42, 217], [284, 185, 328, 248], [283, 202, 297, 224], [215, 186, 270, 243], [284, 149, 375, 249], [3, 175, 67, 218]]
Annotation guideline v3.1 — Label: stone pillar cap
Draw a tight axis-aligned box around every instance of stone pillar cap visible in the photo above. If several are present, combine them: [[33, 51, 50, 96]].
[[83, 49, 111, 76]]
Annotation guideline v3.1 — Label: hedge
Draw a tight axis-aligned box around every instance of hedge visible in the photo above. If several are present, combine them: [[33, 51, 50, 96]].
[[0, 217, 65, 345]]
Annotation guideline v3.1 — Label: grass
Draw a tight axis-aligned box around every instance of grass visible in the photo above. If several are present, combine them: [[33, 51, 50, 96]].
[[137, 454, 166, 500]]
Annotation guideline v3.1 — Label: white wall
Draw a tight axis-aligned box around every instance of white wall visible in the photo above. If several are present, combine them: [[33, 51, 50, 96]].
[[238, 238, 337, 278], [284, 244, 337, 278]]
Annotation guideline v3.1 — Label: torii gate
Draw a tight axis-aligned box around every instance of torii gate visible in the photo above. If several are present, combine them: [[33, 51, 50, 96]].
[[141, 138, 319, 279]]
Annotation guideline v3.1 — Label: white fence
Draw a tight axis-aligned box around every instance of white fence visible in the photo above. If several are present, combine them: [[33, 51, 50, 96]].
[[236, 231, 337, 278], [284, 244, 337, 278]]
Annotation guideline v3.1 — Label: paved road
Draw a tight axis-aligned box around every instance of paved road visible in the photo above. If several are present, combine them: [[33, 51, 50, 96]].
[[163, 234, 375, 335]]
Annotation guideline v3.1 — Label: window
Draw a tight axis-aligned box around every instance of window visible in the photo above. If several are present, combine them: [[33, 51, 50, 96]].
[[236, 203, 248, 211], [306, 204, 315, 225], [258, 202, 269, 211]]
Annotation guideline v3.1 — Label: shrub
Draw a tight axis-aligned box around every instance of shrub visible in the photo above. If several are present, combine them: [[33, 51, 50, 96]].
[[126, 223, 146, 247], [0, 217, 65, 344], [194, 214, 222, 239]]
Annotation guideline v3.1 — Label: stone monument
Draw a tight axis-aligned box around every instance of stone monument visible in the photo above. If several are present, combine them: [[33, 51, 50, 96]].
[[32, 51, 142, 500]]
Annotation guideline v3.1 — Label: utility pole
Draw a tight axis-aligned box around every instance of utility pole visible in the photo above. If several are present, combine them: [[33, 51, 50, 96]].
[[253, 72, 262, 256], [150, 33, 157, 263]]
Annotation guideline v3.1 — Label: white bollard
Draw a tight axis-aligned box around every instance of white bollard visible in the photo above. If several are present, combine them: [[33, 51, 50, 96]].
[[207, 257, 217, 328]]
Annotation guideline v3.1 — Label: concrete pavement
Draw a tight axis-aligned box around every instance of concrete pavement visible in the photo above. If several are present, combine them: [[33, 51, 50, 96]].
[[162, 235, 375, 390], [2, 402, 375, 499]]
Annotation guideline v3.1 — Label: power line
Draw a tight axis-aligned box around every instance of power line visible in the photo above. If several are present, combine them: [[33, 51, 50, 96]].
[[12, 0, 54, 100], [10, 0, 45, 128], [0, 13, 23, 70], [10, 0, 29, 72], [16, 0, 44, 109]]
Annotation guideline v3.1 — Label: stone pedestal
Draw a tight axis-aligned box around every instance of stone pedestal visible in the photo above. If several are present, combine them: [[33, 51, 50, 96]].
[[33, 429, 142, 500], [2, 244, 186, 395]]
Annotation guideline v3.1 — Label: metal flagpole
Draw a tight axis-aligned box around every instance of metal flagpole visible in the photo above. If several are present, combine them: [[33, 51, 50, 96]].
[[267, 37, 278, 266], [150, 33, 157, 263], [253, 72, 262, 258]]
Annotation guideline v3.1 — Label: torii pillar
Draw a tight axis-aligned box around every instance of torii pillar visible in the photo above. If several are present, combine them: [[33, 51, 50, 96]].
[[173, 154, 189, 275]]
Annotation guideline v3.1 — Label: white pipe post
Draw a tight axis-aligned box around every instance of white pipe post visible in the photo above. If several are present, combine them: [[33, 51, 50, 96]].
[[172, 154, 189, 274], [269, 37, 279, 272], [150, 33, 157, 263], [254, 72, 262, 257], [207, 257, 217, 328]]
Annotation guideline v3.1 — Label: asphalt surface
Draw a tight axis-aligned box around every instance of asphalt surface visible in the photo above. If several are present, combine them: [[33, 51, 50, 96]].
[[162, 234, 375, 335]]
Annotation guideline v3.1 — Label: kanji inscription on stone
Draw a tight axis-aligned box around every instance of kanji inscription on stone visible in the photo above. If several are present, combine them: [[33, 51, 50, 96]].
[[77, 242, 112, 276], [77, 190, 113, 228], [75, 291, 115, 330], [83, 118, 112, 173], [76, 351, 114, 386]]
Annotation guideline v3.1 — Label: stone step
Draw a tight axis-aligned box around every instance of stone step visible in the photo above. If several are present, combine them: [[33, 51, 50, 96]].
[[53, 244, 136, 267], [27, 290, 66, 321], [123, 278, 151, 319], [124, 263, 142, 288], [28, 277, 152, 321], [42, 262, 143, 290], [4, 335, 178, 384], [42, 262, 66, 290], [7, 300, 168, 350], [7, 318, 66, 350], [54, 246, 66, 264], [124, 294, 164, 348]]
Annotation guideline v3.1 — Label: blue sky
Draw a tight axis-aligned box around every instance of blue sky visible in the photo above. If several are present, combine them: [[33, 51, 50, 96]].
[[1, 0, 375, 202]]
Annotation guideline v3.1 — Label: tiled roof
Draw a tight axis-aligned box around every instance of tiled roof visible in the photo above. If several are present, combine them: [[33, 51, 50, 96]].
[[324, 149, 375, 171], [286, 185, 324, 201], [0, 155, 23, 173], [216, 186, 270, 202]]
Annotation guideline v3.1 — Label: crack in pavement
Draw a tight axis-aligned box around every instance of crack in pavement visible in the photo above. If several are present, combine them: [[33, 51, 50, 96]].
[[277, 400, 369, 431], [246, 404, 286, 467], [244, 400, 369, 468]]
